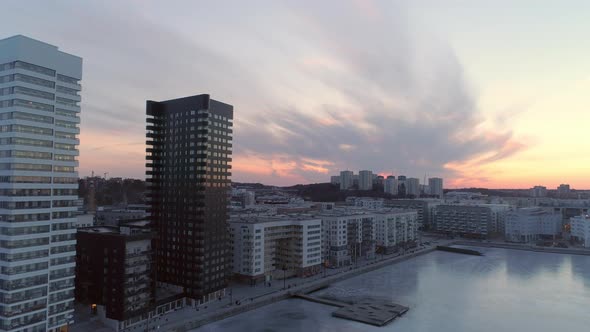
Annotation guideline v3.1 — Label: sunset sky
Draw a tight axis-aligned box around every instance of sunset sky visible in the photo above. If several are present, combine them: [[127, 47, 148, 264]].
[[3, 0, 589, 188]]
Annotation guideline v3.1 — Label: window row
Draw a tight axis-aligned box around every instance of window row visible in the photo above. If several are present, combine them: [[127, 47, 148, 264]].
[[0, 86, 55, 100], [0, 110, 54, 124], [0, 61, 56, 77], [0, 225, 50, 236], [0, 98, 54, 112], [0, 124, 53, 136], [0, 176, 77, 184], [0, 137, 77, 150], [0, 73, 55, 88]]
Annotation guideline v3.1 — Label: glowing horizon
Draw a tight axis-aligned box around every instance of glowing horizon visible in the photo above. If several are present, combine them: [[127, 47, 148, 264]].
[[3, 1, 589, 190]]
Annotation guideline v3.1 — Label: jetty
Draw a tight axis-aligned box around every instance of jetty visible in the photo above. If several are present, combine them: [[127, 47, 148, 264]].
[[293, 293, 409, 327], [436, 245, 483, 256]]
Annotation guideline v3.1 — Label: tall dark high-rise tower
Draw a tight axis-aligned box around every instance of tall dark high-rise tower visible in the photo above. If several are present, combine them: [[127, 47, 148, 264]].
[[146, 94, 233, 301]]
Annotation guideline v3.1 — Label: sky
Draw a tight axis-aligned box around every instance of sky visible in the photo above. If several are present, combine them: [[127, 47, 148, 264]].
[[2, 0, 590, 189]]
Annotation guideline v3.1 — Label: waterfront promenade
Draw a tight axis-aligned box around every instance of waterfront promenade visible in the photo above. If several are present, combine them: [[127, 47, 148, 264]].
[[72, 237, 590, 332], [71, 238, 448, 332]]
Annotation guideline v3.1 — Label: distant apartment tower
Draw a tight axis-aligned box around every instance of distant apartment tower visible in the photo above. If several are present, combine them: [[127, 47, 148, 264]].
[[406, 178, 420, 197], [0, 35, 82, 331], [375, 175, 384, 186], [557, 184, 570, 195], [428, 177, 443, 198], [339, 170, 353, 190], [358, 170, 373, 190], [146, 94, 233, 302], [384, 176, 398, 195], [397, 175, 407, 196], [352, 174, 359, 187], [531, 185, 547, 198], [330, 175, 340, 185]]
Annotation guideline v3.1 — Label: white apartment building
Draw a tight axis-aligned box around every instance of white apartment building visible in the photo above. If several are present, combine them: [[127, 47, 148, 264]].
[[349, 197, 383, 209], [318, 210, 376, 267], [406, 178, 420, 197], [339, 170, 353, 190], [428, 177, 443, 198], [570, 215, 590, 248], [384, 177, 398, 195], [481, 204, 511, 234], [358, 170, 373, 191], [229, 216, 322, 283], [0, 35, 81, 332], [505, 208, 562, 243], [374, 210, 418, 253]]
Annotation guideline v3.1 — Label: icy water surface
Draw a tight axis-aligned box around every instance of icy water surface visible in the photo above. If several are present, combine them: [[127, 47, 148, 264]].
[[196, 247, 590, 332]]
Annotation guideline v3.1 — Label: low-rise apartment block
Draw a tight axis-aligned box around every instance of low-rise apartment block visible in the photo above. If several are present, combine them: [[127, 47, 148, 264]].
[[570, 215, 590, 248], [75, 221, 155, 330], [319, 210, 376, 267], [505, 208, 562, 243], [229, 216, 322, 283], [385, 199, 440, 230], [434, 205, 493, 238], [374, 210, 418, 254]]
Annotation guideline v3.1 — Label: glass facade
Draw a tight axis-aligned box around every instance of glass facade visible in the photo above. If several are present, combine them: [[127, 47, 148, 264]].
[[0, 35, 81, 332]]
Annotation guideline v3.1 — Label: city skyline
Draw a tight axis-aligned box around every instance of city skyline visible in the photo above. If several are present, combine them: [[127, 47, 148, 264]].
[[2, 1, 590, 189]]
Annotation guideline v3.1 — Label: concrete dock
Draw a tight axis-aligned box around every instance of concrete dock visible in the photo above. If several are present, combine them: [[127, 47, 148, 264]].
[[332, 300, 409, 327], [294, 293, 409, 327], [292, 293, 349, 307]]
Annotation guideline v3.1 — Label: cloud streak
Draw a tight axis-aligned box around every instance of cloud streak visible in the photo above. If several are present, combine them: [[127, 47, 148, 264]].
[[1, 0, 528, 185]]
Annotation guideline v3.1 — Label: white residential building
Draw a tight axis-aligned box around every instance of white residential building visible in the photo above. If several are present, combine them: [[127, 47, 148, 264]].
[[374, 210, 418, 253], [0, 35, 81, 332], [406, 178, 420, 197], [482, 204, 511, 234], [74, 214, 94, 228], [358, 170, 373, 190], [229, 215, 322, 282], [428, 177, 443, 198], [384, 176, 398, 195], [350, 197, 383, 209], [505, 208, 562, 243], [570, 215, 590, 248], [339, 170, 353, 190], [318, 210, 376, 267]]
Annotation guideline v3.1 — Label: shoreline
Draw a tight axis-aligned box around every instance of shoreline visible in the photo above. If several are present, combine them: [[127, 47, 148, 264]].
[[177, 241, 590, 331], [168, 246, 438, 331], [454, 240, 590, 256]]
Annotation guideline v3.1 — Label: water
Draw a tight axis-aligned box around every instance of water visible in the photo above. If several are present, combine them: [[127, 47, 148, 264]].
[[196, 247, 590, 332]]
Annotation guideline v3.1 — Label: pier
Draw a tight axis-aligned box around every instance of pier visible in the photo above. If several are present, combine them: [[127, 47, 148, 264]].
[[293, 293, 409, 327], [436, 245, 483, 256], [332, 301, 409, 327]]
